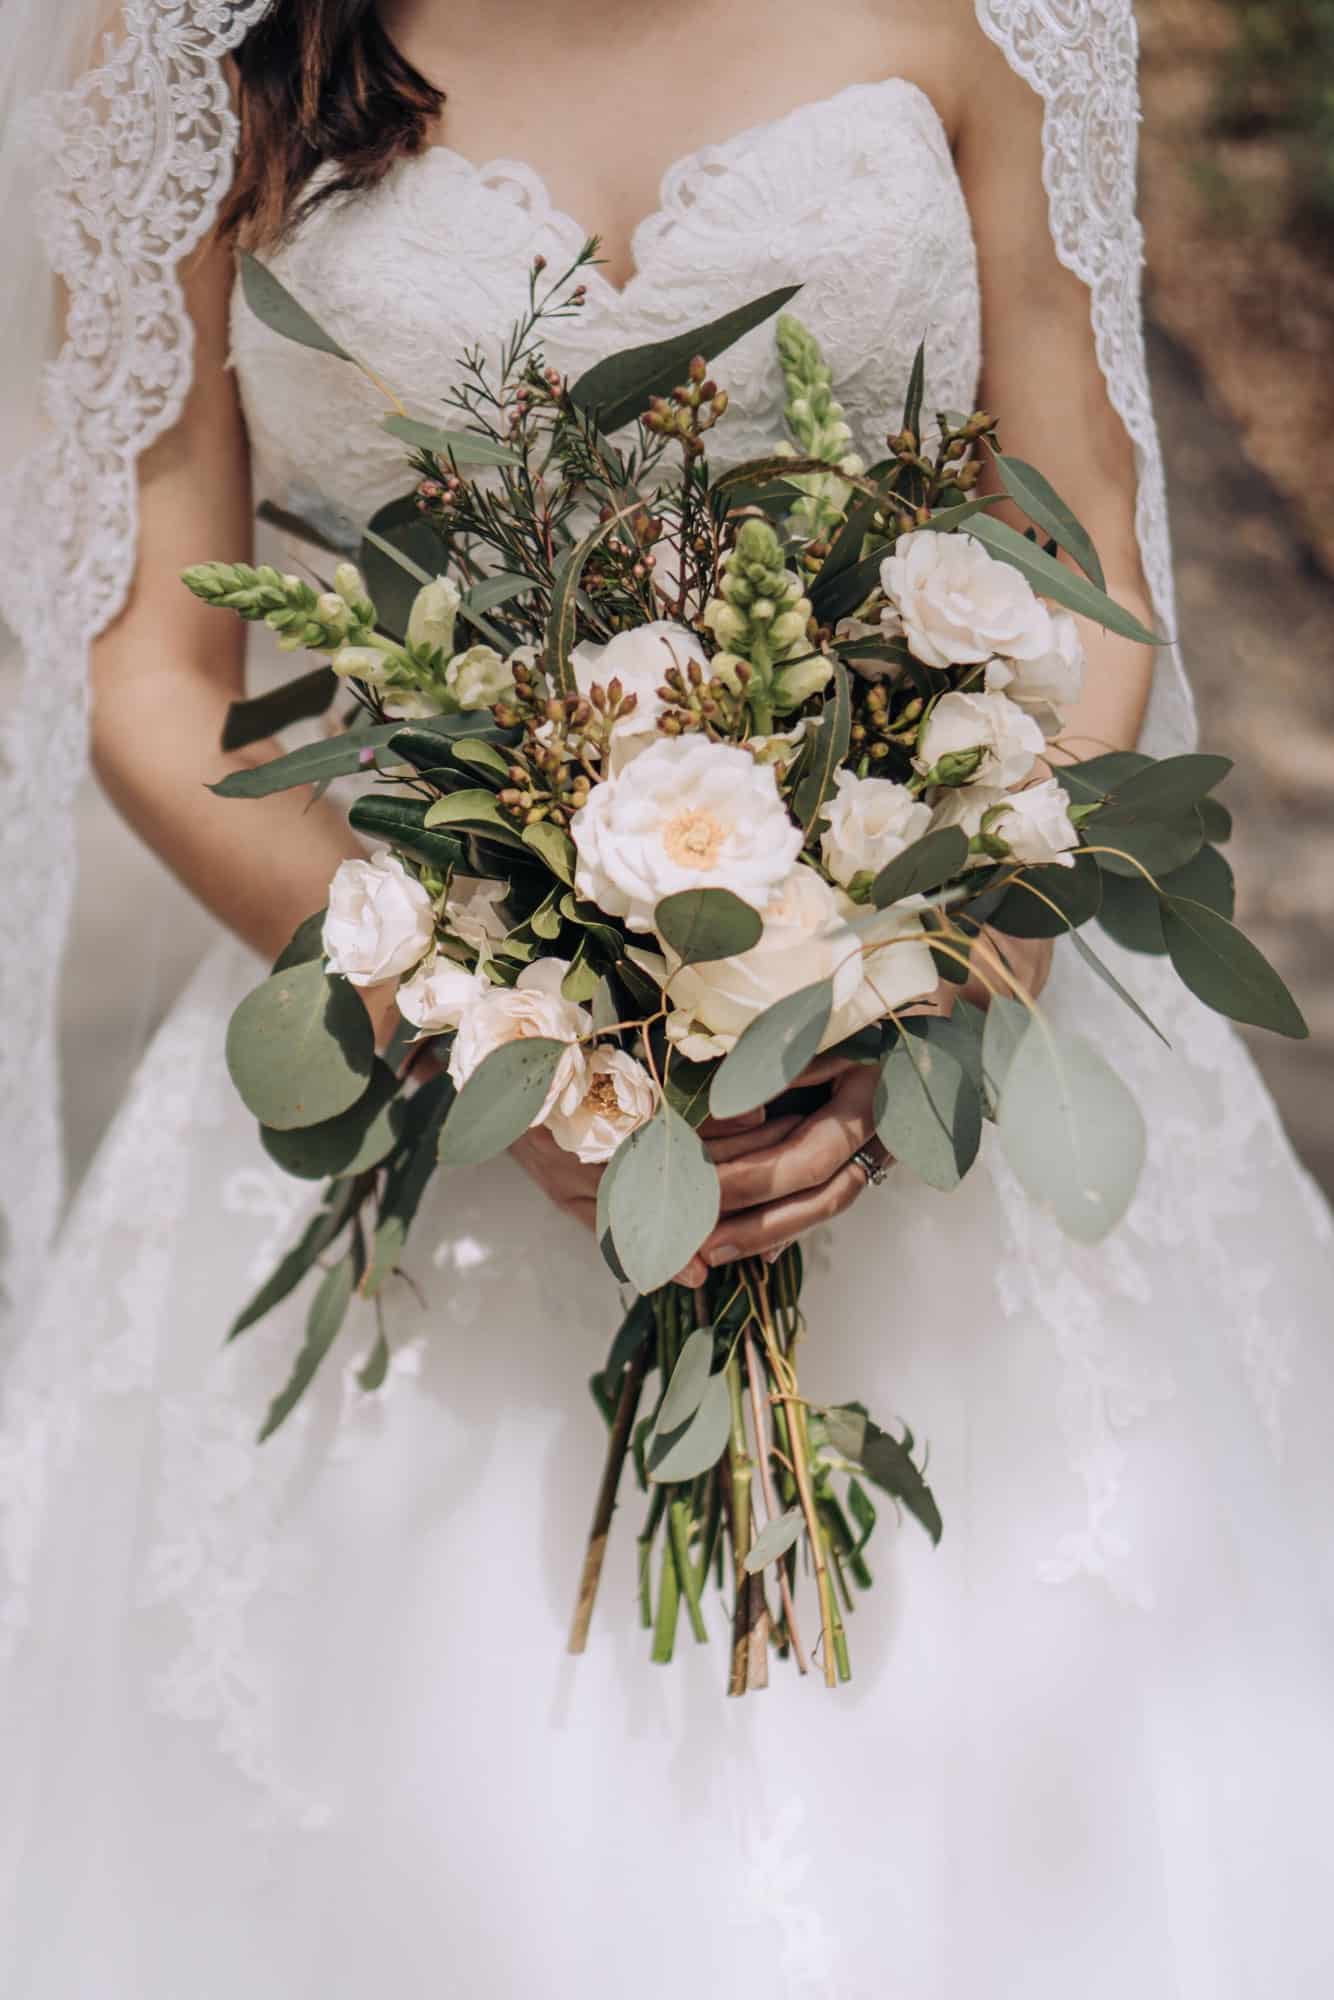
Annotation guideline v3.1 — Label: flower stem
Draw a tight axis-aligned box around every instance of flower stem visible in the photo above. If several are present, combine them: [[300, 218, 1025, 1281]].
[[744, 1325, 809, 1675], [567, 1340, 650, 1654]]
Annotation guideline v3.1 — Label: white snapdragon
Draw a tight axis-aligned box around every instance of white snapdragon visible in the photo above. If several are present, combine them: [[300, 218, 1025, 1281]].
[[396, 956, 491, 1032], [570, 736, 802, 933], [547, 1047, 658, 1163], [985, 608, 1085, 737], [569, 621, 707, 774], [322, 854, 435, 987], [447, 959, 590, 1123], [446, 643, 514, 711], [406, 575, 461, 656], [820, 770, 931, 888], [879, 530, 1055, 670], [914, 690, 1045, 790]]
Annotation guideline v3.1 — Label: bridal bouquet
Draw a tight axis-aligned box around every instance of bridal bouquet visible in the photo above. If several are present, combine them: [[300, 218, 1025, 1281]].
[[184, 244, 1306, 1694]]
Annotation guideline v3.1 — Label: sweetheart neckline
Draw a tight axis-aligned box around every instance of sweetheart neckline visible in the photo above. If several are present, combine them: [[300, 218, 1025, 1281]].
[[412, 75, 957, 303]]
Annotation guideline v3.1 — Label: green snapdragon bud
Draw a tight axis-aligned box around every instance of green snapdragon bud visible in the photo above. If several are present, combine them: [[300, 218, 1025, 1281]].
[[701, 517, 812, 690], [775, 312, 864, 539]]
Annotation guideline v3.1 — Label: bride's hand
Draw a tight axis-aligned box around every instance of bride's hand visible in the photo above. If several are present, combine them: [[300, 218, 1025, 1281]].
[[673, 929, 1054, 1285]]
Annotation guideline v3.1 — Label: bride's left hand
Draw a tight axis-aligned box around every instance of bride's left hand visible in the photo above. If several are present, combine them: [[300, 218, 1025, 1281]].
[[673, 930, 1053, 1286]]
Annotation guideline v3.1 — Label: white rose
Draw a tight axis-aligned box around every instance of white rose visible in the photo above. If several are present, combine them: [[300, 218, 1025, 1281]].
[[879, 529, 1054, 670], [820, 770, 932, 888], [925, 783, 999, 861], [832, 894, 940, 1036], [570, 735, 802, 934], [546, 1047, 658, 1163], [396, 956, 491, 1032], [407, 575, 461, 655], [991, 777, 1081, 867], [443, 875, 510, 953], [915, 690, 1044, 790], [666, 865, 863, 1053], [322, 854, 435, 987], [446, 643, 514, 711], [569, 620, 707, 774], [985, 609, 1085, 737], [447, 959, 590, 1122]]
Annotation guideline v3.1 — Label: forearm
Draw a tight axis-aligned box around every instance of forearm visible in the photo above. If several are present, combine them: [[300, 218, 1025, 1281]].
[[1052, 587, 1158, 764]]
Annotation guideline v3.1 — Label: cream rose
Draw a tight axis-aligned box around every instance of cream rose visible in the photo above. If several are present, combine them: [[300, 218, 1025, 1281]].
[[570, 735, 802, 933], [914, 690, 1044, 790], [820, 770, 932, 888], [665, 864, 864, 1054], [443, 875, 510, 953], [322, 854, 435, 987], [930, 777, 1080, 868], [985, 608, 1085, 736], [447, 959, 590, 1122], [570, 620, 707, 774], [396, 956, 491, 1033], [879, 529, 1054, 670], [832, 894, 940, 1036], [546, 1047, 658, 1163]]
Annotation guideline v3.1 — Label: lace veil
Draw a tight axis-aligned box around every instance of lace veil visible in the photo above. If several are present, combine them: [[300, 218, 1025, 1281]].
[[0, 0, 1193, 1330]]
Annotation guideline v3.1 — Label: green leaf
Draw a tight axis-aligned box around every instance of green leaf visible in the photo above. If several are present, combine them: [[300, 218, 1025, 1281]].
[[809, 543, 884, 624], [605, 1103, 721, 1293], [357, 1331, 392, 1393], [568, 283, 802, 434], [966, 515, 1161, 646], [654, 887, 764, 967], [260, 1060, 406, 1179], [543, 510, 638, 695], [358, 494, 446, 640], [743, 1507, 804, 1574], [255, 498, 350, 558], [521, 820, 577, 885], [258, 1249, 358, 1441], [660, 1050, 717, 1129], [712, 453, 847, 495], [1066, 930, 1171, 1048], [988, 860, 1103, 938], [595, 1135, 632, 1282], [1092, 805, 1204, 881], [791, 660, 851, 833], [812, 492, 878, 590], [1053, 751, 1153, 808], [1198, 796, 1233, 846], [708, 979, 834, 1120], [240, 253, 356, 363], [381, 412, 521, 467], [997, 1024, 1146, 1244], [271, 909, 327, 974], [445, 737, 512, 786], [346, 794, 471, 874], [915, 495, 1004, 536], [363, 1073, 455, 1295], [463, 571, 534, 617], [1099, 845, 1234, 956], [980, 994, 1029, 1105], [871, 826, 969, 908], [423, 788, 526, 846], [226, 959, 374, 1130], [1160, 897, 1308, 1039], [874, 1027, 981, 1191], [221, 665, 338, 753], [901, 339, 926, 440], [1103, 752, 1232, 816], [919, 999, 986, 1093], [385, 713, 518, 770], [209, 725, 405, 798], [994, 454, 1106, 589], [647, 1372, 731, 1484], [228, 1183, 358, 1340], [821, 1405, 942, 1545], [654, 1328, 716, 1434], [438, 1037, 568, 1167]]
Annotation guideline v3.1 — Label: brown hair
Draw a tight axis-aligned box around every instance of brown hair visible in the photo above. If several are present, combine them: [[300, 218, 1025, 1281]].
[[219, 3, 444, 247]]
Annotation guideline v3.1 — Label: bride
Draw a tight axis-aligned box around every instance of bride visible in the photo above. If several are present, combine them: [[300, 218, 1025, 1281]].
[[3, 0, 1333, 1992]]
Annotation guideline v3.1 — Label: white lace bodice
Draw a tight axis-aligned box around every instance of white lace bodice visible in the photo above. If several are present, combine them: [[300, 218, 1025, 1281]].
[[229, 78, 981, 537]]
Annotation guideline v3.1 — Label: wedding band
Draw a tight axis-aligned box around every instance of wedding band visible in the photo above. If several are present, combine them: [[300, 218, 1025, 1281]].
[[850, 1142, 892, 1188]]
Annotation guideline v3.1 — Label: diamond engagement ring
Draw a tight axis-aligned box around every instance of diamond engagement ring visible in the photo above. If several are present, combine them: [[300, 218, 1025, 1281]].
[[849, 1142, 892, 1188]]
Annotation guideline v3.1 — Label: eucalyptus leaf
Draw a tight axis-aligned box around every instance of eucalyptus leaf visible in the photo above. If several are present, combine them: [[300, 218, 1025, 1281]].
[[363, 1073, 456, 1295], [258, 1249, 358, 1441], [1094, 872, 1171, 956], [874, 1029, 981, 1191], [708, 979, 834, 1119], [226, 959, 374, 1130], [357, 1331, 391, 1393], [647, 1372, 731, 1484], [901, 339, 926, 440], [438, 1037, 568, 1166], [743, 1508, 805, 1574], [568, 283, 801, 434], [1092, 804, 1204, 881], [1198, 796, 1233, 846], [988, 860, 1102, 938], [967, 515, 1160, 646], [381, 412, 521, 467], [210, 725, 405, 798], [994, 454, 1106, 589], [997, 1024, 1146, 1244], [821, 1405, 942, 1545], [241, 254, 356, 363], [871, 826, 969, 908], [654, 1328, 716, 1434], [1105, 753, 1232, 816], [221, 665, 338, 753], [791, 660, 851, 833], [1053, 751, 1153, 808], [271, 909, 327, 974], [605, 1104, 721, 1293], [260, 1060, 406, 1179], [1160, 897, 1308, 1039], [980, 994, 1029, 1106], [1066, 930, 1171, 1048], [915, 495, 1002, 535], [228, 1183, 358, 1341], [654, 887, 763, 967]]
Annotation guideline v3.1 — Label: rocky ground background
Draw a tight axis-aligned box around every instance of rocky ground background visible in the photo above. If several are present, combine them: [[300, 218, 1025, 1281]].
[[52, 1, 1334, 1199]]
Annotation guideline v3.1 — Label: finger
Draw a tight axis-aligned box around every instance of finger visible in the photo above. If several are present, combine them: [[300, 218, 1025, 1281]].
[[714, 1066, 877, 1209], [674, 1252, 710, 1288], [701, 1161, 869, 1266], [789, 1052, 858, 1089], [698, 1108, 767, 1138], [704, 1113, 803, 1165]]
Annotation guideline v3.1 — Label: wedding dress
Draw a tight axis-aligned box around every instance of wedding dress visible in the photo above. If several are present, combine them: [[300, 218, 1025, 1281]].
[[3, 14, 1334, 1999]]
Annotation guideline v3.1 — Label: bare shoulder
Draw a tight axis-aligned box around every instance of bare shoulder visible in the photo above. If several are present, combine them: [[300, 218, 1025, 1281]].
[[856, 0, 1026, 143]]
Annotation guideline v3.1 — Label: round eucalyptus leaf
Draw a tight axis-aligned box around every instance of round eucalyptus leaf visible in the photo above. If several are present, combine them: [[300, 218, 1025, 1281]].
[[605, 1104, 720, 1294], [988, 858, 1102, 938], [226, 958, 374, 1131], [260, 1061, 406, 1180], [743, 1508, 805, 1575], [871, 826, 969, 909], [647, 1373, 731, 1485], [654, 888, 764, 967], [874, 1030, 981, 1192], [438, 1037, 567, 1167], [654, 1328, 716, 1434], [996, 1025, 1146, 1244], [709, 979, 833, 1120]]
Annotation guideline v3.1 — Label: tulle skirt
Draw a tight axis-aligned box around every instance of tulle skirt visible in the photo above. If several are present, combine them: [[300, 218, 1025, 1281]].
[[2, 930, 1333, 1998]]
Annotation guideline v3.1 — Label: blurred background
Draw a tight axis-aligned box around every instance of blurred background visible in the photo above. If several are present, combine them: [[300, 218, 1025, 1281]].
[[56, 0, 1334, 1196]]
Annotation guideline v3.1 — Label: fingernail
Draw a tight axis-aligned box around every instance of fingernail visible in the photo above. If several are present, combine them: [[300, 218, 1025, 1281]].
[[706, 1243, 740, 1267]]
